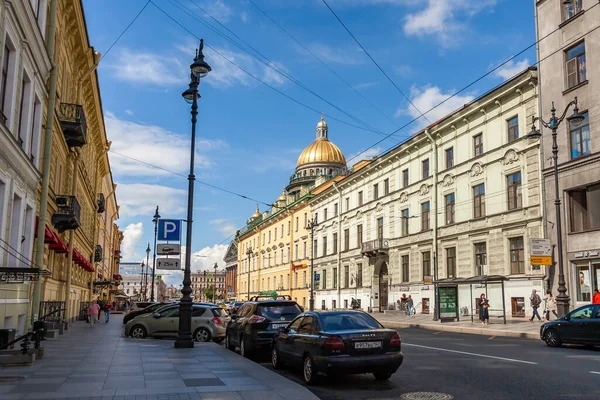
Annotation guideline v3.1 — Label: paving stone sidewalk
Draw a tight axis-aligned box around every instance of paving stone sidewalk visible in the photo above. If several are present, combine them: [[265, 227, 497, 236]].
[[0, 314, 320, 400]]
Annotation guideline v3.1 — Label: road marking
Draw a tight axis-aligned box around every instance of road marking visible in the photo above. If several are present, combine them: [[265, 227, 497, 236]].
[[403, 343, 537, 365], [488, 336, 495, 340], [433, 331, 443, 335], [590, 371, 600, 375]]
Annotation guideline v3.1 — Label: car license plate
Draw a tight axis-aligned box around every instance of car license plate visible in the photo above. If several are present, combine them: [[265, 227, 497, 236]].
[[271, 323, 288, 329], [355, 341, 382, 349]]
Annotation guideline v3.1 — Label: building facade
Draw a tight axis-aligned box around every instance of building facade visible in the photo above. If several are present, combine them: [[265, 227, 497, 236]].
[[535, 0, 600, 308], [191, 269, 226, 302], [311, 69, 544, 318], [223, 240, 237, 300], [0, 0, 51, 332]]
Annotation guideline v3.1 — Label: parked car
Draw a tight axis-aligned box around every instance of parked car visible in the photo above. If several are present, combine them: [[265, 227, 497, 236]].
[[225, 296, 302, 357], [540, 304, 600, 348], [130, 301, 157, 312], [230, 302, 245, 314], [124, 304, 230, 342], [123, 302, 166, 325], [271, 310, 403, 385]]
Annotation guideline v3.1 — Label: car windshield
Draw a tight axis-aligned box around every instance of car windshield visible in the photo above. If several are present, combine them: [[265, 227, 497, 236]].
[[211, 308, 227, 317], [258, 303, 302, 321], [320, 312, 383, 331]]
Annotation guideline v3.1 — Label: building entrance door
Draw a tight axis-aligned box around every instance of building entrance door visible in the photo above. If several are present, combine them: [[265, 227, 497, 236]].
[[379, 277, 388, 312]]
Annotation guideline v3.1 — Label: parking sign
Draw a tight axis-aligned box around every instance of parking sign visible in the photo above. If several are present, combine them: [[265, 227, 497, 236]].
[[157, 219, 182, 241]]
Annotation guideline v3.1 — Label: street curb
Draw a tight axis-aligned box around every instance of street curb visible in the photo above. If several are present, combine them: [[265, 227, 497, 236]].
[[380, 320, 540, 340]]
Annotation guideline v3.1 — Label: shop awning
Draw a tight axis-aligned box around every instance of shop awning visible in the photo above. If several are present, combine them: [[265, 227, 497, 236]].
[[73, 248, 94, 272], [35, 222, 69, 254]]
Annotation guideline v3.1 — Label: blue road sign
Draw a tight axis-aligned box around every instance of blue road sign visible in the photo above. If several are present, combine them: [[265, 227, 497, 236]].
[[228, 287, 232, 293], [157, 219, 182, 241], [314, 273, 320, 282]]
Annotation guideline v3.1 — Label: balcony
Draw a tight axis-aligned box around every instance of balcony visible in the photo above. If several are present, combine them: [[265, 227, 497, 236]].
[[361, 238, 389, 257], [97, 193, 105, 214], [51, 196, 81, 232], [58, 103, 87, 148]]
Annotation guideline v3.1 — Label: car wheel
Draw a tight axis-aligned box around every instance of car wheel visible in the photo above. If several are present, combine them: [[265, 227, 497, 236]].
[[213, 337, 225, 344], [272, 347, 285, 369], [240, 336, 252, 358], [303, 354, 318, 385], [130, 325, 147, 339], [225, 332, 235, 351], [373, 372, 392, 381], [544, 329, 562, 347], [194, 328, 211, 342]]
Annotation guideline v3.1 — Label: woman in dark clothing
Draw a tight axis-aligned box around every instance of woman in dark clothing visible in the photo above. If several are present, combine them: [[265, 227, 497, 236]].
[[479, 293, 489, 326]]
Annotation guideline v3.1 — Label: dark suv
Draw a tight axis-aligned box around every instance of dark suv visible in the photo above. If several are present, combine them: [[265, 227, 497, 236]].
[[225, 296, 303, 358]]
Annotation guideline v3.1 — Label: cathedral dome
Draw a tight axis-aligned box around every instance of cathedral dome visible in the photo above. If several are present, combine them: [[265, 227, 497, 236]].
[[296, 116, 346, 169]]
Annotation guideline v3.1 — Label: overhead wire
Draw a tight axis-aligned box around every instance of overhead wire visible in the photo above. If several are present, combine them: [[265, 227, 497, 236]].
[[99, 0, 151, 62]]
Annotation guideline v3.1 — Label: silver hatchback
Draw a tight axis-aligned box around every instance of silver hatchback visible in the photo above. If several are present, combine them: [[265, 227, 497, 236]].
[[124, 304, 230, 342]]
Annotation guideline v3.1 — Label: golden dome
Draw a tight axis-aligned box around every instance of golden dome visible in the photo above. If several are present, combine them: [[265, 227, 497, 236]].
[[296, 139, 346, 168], [317, 115, 327, 128], [277, 190, 287, 202], [251, 205, 261, 219]]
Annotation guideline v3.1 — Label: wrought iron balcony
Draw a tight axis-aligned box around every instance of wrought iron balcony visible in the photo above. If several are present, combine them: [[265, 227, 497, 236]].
[[361, 238, 389, 257], [51, 195, 81, 232], [58, 103, 87, 147]]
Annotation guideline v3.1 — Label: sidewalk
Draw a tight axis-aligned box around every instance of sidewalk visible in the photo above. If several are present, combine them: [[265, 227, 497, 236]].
[[0, 315, 319, 400], [375, 312, 543, 339]]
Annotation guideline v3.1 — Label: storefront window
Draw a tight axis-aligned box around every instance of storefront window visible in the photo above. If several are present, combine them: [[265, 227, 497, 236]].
[[577, 265, 592, 302]]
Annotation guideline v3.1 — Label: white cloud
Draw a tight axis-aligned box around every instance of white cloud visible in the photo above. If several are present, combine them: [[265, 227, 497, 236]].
[[395, 64, 413, 77], [493, 58, 530, 81], [108, 49, 188, 86], [403, 0, 496, 48], [210, 219, 238, 237], [116, 184, 187, 219], [124, 109, 134, 116], [201, 0, 232, 22], [349, 147, 384, 166], [240, 11, 248, 22], [159, 244, 228, 286], [122, 222, 144, 261], [300, 43, 364, 65], [396, 85, 475, 127], [105, 112, 227, 177]]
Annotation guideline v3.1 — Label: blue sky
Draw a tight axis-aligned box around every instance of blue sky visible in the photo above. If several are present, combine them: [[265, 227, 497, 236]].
[[82, 0, 535, 284]]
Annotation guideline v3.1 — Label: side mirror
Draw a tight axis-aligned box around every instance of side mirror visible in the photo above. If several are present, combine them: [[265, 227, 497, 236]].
[[563, 314, 570, 321], [277, 327, 288, 334], [153, 313, 162, 318]]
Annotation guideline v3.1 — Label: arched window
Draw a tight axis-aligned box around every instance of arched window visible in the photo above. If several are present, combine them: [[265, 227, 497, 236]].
[[310, 169, 314, 176]]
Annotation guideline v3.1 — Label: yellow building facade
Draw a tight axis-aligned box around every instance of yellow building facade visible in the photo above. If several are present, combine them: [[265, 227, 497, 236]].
[[36, 0, 121, 322]]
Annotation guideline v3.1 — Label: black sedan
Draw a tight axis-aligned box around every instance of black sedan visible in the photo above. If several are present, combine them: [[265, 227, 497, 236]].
[[540, 304, 600, 347], [271, 311, 403, 385]]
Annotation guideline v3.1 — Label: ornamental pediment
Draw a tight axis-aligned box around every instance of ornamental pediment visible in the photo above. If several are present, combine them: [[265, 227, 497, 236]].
[[419, 184, 430, 196], [469, 162, 484, 178], [502, 149, 519, 165], [442, 174, 455, 187]]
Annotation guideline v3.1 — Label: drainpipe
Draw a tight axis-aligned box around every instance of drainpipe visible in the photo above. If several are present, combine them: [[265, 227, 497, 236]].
[[64, 148, 81, 321], [30, 0, 59, 328], [332, 182, 343, 308], [423, 129, 439, 321]]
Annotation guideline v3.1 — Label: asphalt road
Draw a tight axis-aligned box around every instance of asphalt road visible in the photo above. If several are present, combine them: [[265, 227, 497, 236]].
[[249, 327, 600, 400]]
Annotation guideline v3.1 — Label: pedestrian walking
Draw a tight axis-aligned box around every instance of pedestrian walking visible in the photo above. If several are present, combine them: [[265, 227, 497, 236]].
[[105, 302, 112, 323], [406, 295, 414, 317], [479, 293, 489, 326], [529, 289, 542, 322], [593, 289, 600, 304], [350, 298, 357, 309], [87, 300, 100, 328], [544, 290, 558, 321]]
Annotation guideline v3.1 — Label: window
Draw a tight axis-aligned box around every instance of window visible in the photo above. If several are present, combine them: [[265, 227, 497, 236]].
[[313, 239, 317, 258], [1, 42, 16, 124], [403, 169, 409, 188], [344, 266, 349, 288], [384, 178, 389, 195], [576, 266, 593, 302], [303, 271, 307, 287], [275, 228, 278, 239], [334, 203, 338, 217], [569, 184, 600, 232], [566, 42, 586, 89], [287, 222, 289, 235], [570, 112, 590, 159], [507, 172, 522, 210], [294, 244, 298, 261], [295, 216, 298, 232], [268, 231, 271, 243], [304, 213, 307, 228], [303, 241, 307, 259], [402, 255, 409, 282], [322, 270, 327, 289], [421, 202, 430, 231], [509, 237, 525, 274], [373, 183, 379, 200], [563, 0, 582, 21], [333, 268, 337, 289], [358, 191, 363, 206], [333, 233, 338, 254], [357, 224, 363, 247], [507, 116, 519, 142], [422, 251, 431, 278], [377, 217, 384, 240], [356, 263, 363, 287], [446, 247, 456, 278], [17, 74, 32, 148], [344, 229, 349, 251], [0, 178, 7, 262], [473, 184, 485, 218], [7, 192, 23, 267], [323, 208, 328, 221], [401, 209, 409, 235], [445, 147, 454, 169], [422, 159, 430, 179], [322, 236, 327, 256], [345, 197, 350, 211], [474, 133, 483, 156], [445, 193, 455, 225]]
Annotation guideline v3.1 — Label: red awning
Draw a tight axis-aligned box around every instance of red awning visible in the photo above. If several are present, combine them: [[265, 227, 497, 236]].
[[48, 231, 68, 254], [72, 248, 94, 272]]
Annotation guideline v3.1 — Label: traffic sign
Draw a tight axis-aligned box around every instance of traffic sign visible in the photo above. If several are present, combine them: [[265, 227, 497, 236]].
[[157, 258, 180, 270], [157, 244, 181, 255], [530, 256, 552, 266], [530, 238, 552, 266], [314, 273, 320, 282], [228, 286, 232, 293], [157, 219, 182, 241]]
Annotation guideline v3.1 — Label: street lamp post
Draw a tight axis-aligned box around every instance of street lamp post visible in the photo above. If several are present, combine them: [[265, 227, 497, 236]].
[[140, 262, 144, 300], [151, 206, 160, 301], [246, 248, 253, 301], [528, 96, 585, 318], [145, 244, 150, 301], [175, 39, 211, 349], [307, 217, 319, 311]]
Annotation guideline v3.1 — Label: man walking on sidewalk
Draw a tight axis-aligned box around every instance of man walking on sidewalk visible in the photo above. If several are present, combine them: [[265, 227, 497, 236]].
[[406, 295, 414, 317], [529, 289, 542, 322], [88, 300, 100, 327], [105, 302, 112, 323]]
